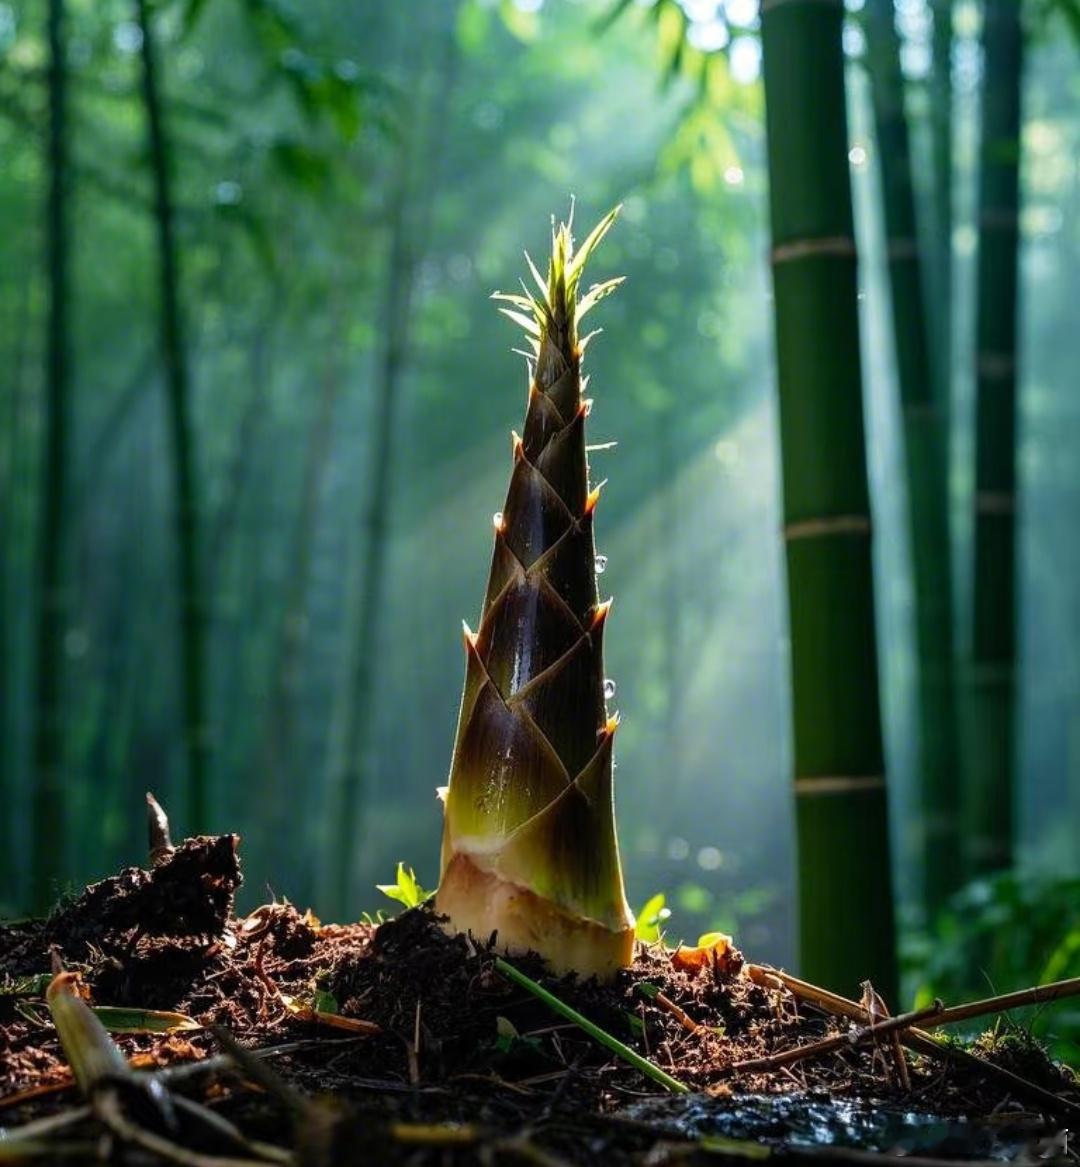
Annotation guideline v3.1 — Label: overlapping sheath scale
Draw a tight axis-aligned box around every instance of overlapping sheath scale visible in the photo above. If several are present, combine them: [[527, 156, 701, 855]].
[[436, 209, 634, 978]]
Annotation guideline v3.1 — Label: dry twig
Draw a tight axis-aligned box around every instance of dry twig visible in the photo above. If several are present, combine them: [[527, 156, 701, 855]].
[[726, 1001, 943, 1077], [746, 964, 1080, 1121]]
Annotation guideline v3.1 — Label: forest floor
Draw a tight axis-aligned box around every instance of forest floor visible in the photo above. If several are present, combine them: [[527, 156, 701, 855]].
[[1, 835, 1077, 1165]]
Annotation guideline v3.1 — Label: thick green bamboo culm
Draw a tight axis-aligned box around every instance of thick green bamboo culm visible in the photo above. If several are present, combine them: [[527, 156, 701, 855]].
[[967, 0, 1023, 876], [864, 0, 961, 916], [136, 0, 209, 830], [761, 0, 897, 1002], [31, 0, 71, 912]]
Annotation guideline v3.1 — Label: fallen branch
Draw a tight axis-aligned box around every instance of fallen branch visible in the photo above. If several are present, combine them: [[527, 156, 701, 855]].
[[747, 964, 1080, 1122], [95, 1091, 279, 1167], [727, 1001, 943, 1077], [637, 982, 703, 1034], [920, 976, 1080, 1031], [860, 980, 911, 1091]]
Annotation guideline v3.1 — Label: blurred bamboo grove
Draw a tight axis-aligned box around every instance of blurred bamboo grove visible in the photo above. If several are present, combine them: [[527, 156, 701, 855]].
[[1, 0, 1078, 1015]]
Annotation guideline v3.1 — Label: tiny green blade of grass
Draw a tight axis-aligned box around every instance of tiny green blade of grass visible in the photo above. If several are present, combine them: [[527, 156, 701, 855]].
[[493, 957, 689, 1094]]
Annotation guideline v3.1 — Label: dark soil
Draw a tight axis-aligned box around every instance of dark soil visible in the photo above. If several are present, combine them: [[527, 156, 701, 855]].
[[1, 835, 1077, 1165]]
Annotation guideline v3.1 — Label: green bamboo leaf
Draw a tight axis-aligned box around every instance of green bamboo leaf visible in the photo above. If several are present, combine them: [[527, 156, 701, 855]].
[[593, 0, 634, 35], [90, 1006, 201, 1034], [376, 862, 430, 909]]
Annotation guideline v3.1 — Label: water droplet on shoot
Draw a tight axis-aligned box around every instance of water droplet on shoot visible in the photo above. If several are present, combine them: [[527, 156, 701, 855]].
[[594, 554, 608, 575], [603, 678, 616, 700], [492, 511, 503, 529]]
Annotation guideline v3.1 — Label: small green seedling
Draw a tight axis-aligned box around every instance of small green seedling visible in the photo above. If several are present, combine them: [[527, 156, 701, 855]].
[[376, 862, 431, 910], [493, 1015, 541, 1055], [312, 987, 339, 1015], [635, 893, 672, 944]]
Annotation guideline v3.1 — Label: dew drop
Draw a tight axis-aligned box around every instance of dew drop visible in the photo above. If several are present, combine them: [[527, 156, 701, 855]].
[[492, 511, 503, 529], [594, 554, 608, 575], [603, 678, 616, 700], [667, 836, 690, 861]]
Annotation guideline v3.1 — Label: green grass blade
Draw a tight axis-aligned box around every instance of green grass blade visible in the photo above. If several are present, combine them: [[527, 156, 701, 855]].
[[494, 957, 689, 1094]]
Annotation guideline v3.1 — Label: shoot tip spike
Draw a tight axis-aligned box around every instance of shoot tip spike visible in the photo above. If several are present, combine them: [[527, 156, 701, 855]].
[[146, 791, 174, 865], [591, 598, 613, 630]]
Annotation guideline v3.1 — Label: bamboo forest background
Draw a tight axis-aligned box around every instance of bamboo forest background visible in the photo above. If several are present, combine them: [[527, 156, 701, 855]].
[[1, 0, 1079, 1041]]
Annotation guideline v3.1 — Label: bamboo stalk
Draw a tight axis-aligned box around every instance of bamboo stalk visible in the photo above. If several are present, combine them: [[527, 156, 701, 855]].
[[135, 0, 209, 830], [259, 327, 344, 876], [864, 0, 961, 917], [330, 4, 460, 909], [31, 0, 71, 913], [929, 0, 954, 402], [966, 0, 1024, 876], [761, 0, 897, 1001]]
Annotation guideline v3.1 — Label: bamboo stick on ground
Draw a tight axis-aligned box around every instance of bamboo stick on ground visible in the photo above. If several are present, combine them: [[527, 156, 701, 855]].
[[920, 977, 1080, 1029], [860, 980, 911, 1091], [727, 1001, 943, 1077], [748, 965, 1080, 1033], [637, 982, 702, 1034], [746, 965, 1080, 1121]]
